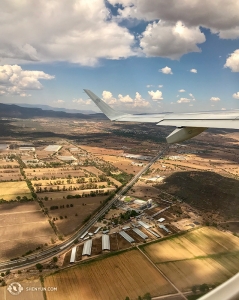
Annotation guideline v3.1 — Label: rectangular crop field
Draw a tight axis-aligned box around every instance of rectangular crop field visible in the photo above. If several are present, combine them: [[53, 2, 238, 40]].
[[0, 181, 31, 200], [158, 254, 239, 291], [142, 227, 239, 263], [0, 202, 55, 261], [44, 249, 176, 300]]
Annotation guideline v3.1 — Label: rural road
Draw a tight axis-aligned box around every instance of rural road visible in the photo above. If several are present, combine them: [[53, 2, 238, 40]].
[[0, 146, 168, 272]]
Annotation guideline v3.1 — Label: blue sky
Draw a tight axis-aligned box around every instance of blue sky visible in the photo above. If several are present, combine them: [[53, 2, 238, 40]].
[[0, 0, 239, 113]]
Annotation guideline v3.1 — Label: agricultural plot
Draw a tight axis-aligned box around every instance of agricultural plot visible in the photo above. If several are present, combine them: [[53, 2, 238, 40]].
[[0, 181, 31, 200], [158, 255, 239, 292], [140, 227, 239, 292], [0, 202, 55, 261], [44, 249, 175, 300], [25, 168, 85, 180], [44, 195, 108, 236], [142, 227, 239, 264], [99, 155, 143, 174]]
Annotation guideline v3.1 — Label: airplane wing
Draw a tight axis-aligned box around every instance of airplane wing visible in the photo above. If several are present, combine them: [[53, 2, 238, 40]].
[[84, 89, 239, 143]]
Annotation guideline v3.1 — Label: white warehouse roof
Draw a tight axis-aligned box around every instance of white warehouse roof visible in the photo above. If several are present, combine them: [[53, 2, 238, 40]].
[[102, 234, 110, 250], [133, 228, 148, 239], [158, 218, 165, 223], [44, 145, 61, 152], [138, 220, 150, 229], [82, 239, 92, 256], [70, 246, 77, 263], [119, 231, 135, 243]]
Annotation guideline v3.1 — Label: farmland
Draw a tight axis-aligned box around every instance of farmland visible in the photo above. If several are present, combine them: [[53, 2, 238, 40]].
[[44, 195, 109, 236], [142, 227, 239, 263], [141, 227, 239, 291], [0, 181, 31, 201], [44, 249, 176, 300], [0, 202, 55, 261]]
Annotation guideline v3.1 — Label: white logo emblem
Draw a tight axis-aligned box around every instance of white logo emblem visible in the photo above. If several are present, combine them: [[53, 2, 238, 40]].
[[7, 282, 24, 295]]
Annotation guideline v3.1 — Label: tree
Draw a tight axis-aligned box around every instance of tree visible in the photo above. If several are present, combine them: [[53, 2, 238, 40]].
[[192, 286, 197, 293], [142, 293, 151, 300], [36, 263, 43, 272], [199, 283, 209, 293], [125, 297, 130, 300], [52, 257, 58, 263]]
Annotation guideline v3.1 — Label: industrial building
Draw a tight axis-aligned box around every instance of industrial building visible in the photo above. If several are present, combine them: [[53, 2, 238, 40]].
[[119, 231, 135, 243], [159, 225, 172, 234], [138, 220, 150, 229], [70, 246, 77, 263], [44, 145, 61, 152], [102, 234, 110, 250], [82, 239, 93, 256], [133, 228, 148, 239]]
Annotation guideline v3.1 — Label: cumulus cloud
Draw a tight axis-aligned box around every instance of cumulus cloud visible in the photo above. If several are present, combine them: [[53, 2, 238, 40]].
[[113, 0, 239, 39], [55, 100, 65, 103], [178, 89, 185, 92], [140, 21, 205, 59], [101, 90, 150, 108], [210, 97, 220, 101], [160, 66, 173, 75], [158, 84, 163, 88], [177, 98, 191, 103], [102, 90, 117, 105], [233, 92, 239, 99], [224, 49, 239, 72], [0, 64, 54, 97], [118, 94, 134, 103], [190, 68, 197, 73], [148, 90, 163, 100], [73, 98, 91, 105], [0, 0, 135, 65]]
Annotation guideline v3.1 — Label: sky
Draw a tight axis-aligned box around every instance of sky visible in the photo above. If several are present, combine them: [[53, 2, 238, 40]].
[[0, 0, 239, 113]]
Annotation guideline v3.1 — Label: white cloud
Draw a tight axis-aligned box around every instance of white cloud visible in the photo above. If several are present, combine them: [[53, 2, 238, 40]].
[[56, 100, 65, 103], [189, 93, 194, 97], [210, 97, 220, 101], [140, 21, 205, 59], [118, 94, 134, 103], [160, 66, 173, 75], [177, 98, 191, 103], [73, 98, 91, 105], [102, 90, 117, 105], [0, 0, 135, 66], [178, 89, 185, 92], [190, 68, 197, 73], [221, 108, 226, 110], [0, 64, 54, 97], [114, 0, 239, 39], [148, 90, 163, 100], [224, 49, 239, 72], [101, 90, 150, 108], [233, 92, 239, 99], [146, 84, 153, 88], [133, 92, 150, 107], [158, 85, 163, 88]]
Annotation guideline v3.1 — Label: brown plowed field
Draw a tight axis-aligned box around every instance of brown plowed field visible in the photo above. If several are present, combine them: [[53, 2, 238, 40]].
[[44, 249, 176, 300]]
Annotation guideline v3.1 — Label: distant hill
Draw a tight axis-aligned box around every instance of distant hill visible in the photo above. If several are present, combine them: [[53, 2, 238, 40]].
[[0, 103, 106, 120], [9, 103, 96, 115], [157, 171, 239, 218]]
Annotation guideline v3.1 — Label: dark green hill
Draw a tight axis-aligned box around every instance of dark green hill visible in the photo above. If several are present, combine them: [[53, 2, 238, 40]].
[[158, 171, 239, 218]]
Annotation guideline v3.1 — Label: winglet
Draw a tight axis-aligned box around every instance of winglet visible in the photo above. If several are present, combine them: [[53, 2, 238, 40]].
[[84, 89, 126, 120]]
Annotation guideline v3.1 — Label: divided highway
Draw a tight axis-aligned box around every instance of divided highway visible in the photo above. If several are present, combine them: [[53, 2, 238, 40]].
[[0, 146, 168, 272]]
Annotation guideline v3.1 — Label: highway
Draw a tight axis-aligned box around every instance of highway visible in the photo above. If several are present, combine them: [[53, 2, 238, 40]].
[[0, 146, 168, 272]]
